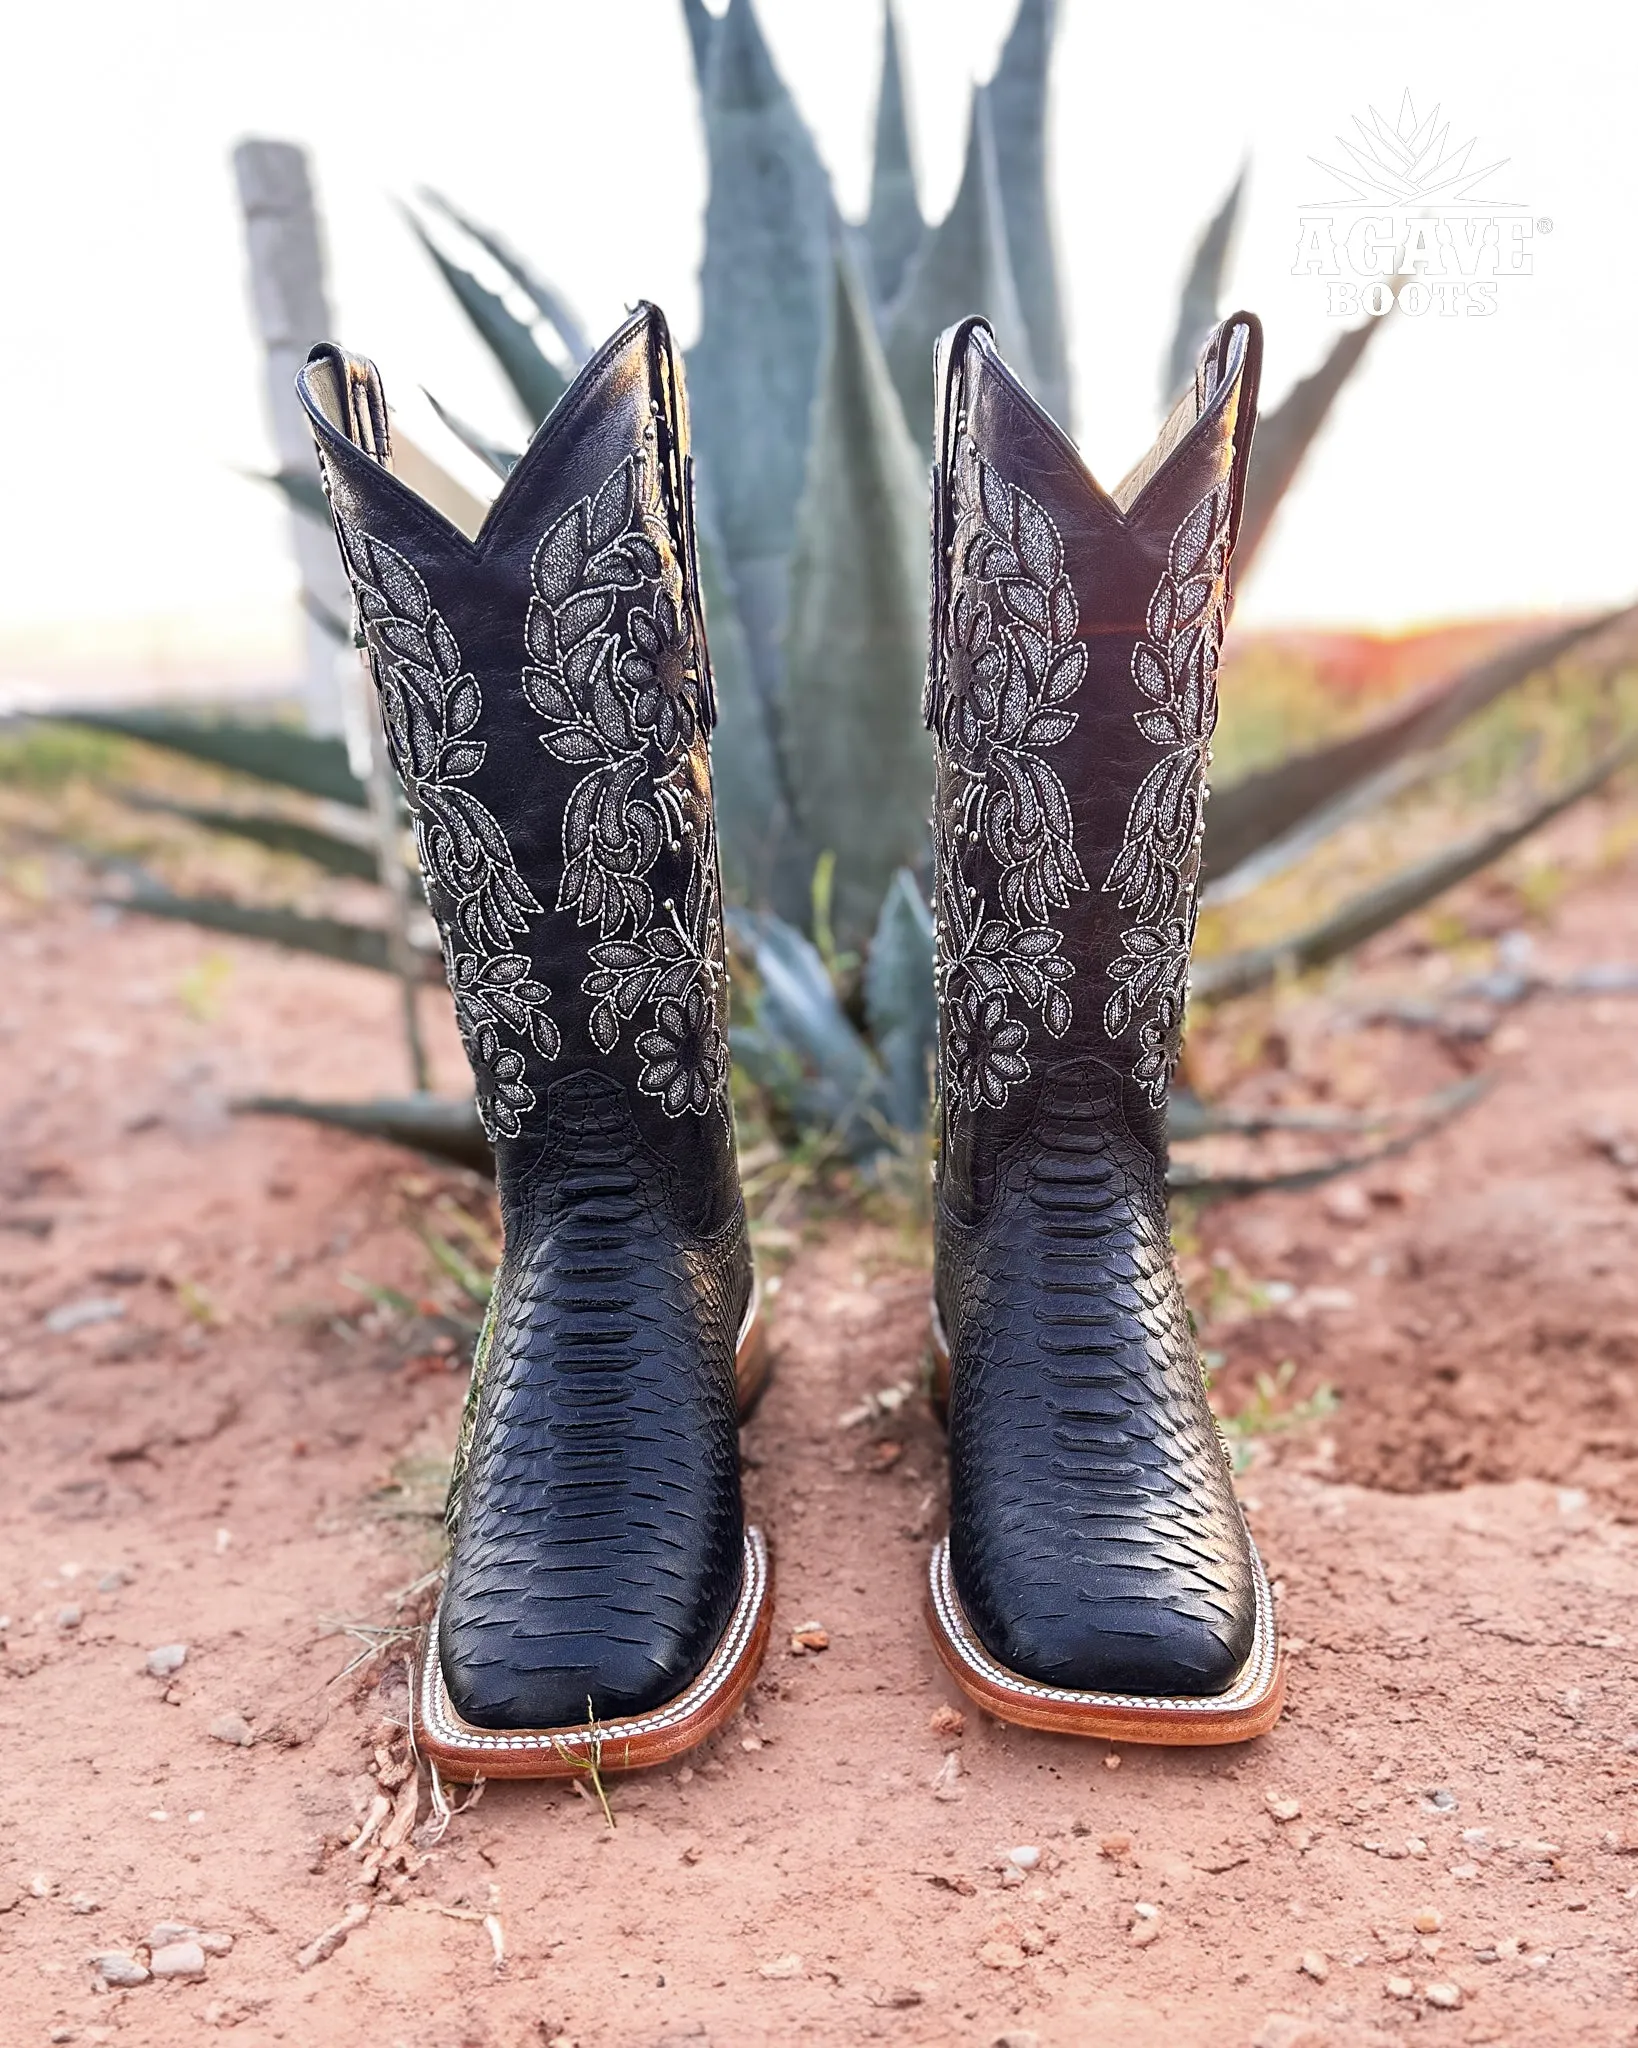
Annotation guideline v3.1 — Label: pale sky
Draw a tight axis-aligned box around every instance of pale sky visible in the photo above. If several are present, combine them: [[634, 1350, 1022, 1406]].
[[1, 0, 1631, 696]]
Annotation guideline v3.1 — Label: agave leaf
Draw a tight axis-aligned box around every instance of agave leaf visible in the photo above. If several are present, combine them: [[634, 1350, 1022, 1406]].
[[116, 793, 384, 881], [422, 390, 520, 481], [781, 241, 933, 946], [1169, 1079, 1487, 1199], [985, 0, 1070, 430], [1205, 608, 1629, 886], [863, 867, 936, 1134], [885, 88, 1035, 450], [416, 189, 590, 365], [62, 712, 365, 807], [696, 505, 795, 905], [235, 1093, 492, 1174], [688, 0, 834, 729], [405, 211, 567, 429], [730, 909, 890, 1156], [681, 0, 719, 84], [1195, 731, 1638, 1005], [301, 591, 352, 645], [1235, 314, 1385, 577], [1163, 166, 1245, 409], [112, 879, 440, 978], [864, 3, 923, 313], [255, 466, 330, 525]]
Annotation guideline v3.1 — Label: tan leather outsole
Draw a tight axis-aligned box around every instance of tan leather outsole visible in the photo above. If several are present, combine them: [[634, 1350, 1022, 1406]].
[[924, 1300, 1287, 1746], [415, 1287, 774, 1784]]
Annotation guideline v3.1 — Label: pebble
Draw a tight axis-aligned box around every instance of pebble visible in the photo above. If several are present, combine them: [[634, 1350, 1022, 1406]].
[[97, 1572, 126, 1594], [68, 1893, 99, 1915], [148, 1922, 194, 1946], [928, 1705, 966, 1738], [145, 1643, 188, 1678], [1384, 1976, 1416, 2000], [758, 1953, 802, 1979], [150, 1940, 206, 1981], [1414, 1909, 1443, 1934], [208, 1713, 254, 1747], [1299, 1950, 1329, 1982], [1265, 1794, 1303, 1823], [992, 2032, 1041, 2048], [1425, 1982, 1463, 2010], [57, 1605, 82, 1630], [1428, 1787, 1458, 1810], [1102, 1753, 1121, 1770], [45, 1297, 126, 1335], [1005, 1846, 1040, 1871], [94, 1952, 149, 1988], [1099, 1833, 1133, 1859], [1128, 1920, 1160, 1949]]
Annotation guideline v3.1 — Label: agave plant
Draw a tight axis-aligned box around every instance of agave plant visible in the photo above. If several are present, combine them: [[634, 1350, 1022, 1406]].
[[54, 0, 1634, 1181]]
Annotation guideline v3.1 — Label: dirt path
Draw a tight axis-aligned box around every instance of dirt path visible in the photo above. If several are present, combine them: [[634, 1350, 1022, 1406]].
[[3, 867, 1638, 2047]]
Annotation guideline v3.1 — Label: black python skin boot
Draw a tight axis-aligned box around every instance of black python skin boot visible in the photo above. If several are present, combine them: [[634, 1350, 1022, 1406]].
[[922, 311, 1285, 1743], [297, 307, 771, 1779]]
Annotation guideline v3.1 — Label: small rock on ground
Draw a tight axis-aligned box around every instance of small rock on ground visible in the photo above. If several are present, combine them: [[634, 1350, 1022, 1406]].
[[150, 1940, 206, 1980], [145, 1643, 187, 1678]]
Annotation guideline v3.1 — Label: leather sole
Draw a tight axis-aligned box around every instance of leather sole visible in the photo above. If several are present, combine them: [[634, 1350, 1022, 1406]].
[[924, 1301, 1287, 1746], [415, 1285, 774, 1783]]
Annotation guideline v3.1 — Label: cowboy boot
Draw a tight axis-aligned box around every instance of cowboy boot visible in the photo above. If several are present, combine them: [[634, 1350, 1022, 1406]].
[[922, 309, 1285, 1742], [297, 306, 771, 1779]]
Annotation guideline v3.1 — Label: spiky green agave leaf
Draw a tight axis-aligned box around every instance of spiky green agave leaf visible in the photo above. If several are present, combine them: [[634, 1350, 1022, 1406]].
[[417, 189, 590, 365], [116, 794, 383, 881], [256, 467, 330, 525], [1194, 731, 1638, 1004], [864, 4, 923, 312], [63, 712, 364, 807], [1169, 1079, 1487, 1199], [729, 910, 891, 1157], [405, 210, 567, 429], [863, 867, 936, 1135], [1235, 314, 1385, 576], [687, 0, 834, 724], [681, 0, 719, 84], [1163, 166, 1245, 409], [1204, 608, 1629, 885], [781, 242, 933, 946], [985, 0, 1071, 431], [696, 505, 794, 905], [112, 879, 440, 978], [885, 87, 1035, 449], [235, 1093, 491, 1173], [422, 391, 519, 481]]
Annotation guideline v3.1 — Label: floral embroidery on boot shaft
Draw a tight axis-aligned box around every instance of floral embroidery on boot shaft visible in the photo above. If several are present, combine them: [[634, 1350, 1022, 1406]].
[[1103, 480, 1233, 1104], [334, 519, 558, 1142], [932, 434, 1088, 1113], [523, 452, 729, 1119]]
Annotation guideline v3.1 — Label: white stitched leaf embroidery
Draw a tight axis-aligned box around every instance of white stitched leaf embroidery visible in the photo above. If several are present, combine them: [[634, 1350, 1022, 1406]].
[[335, 518, 559, 1143], [1104, 479, 1232, 1104], [523, 451, 729, 1119], [933, 435, 1087, 1113]]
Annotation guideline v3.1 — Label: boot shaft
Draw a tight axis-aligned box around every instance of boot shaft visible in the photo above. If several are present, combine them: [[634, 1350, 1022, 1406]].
[[298, 308, 739, 1227], [925, 312, 1262, 1211]]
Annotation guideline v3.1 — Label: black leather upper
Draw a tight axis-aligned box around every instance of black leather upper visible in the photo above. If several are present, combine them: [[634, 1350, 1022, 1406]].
[[298, 308, 752, 1729], [927, 313, 1264, 1696]]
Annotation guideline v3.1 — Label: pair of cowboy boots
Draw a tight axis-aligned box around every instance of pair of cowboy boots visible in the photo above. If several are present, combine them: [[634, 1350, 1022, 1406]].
[[298, 298, 1283, 1781]]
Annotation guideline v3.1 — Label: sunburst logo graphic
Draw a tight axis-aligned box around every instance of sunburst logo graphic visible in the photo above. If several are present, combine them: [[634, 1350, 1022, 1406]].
[[1309, 90, 1518, 208]]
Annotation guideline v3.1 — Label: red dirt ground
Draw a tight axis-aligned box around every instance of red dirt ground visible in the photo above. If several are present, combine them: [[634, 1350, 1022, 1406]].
[[3, 847, 1638, 2047]]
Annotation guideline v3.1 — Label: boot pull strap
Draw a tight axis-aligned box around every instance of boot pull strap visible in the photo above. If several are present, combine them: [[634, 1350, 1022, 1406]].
[[644, 306, 717, 731], [1197, 311, 1263, 570], [924, 314, 992, 731], [301, 343, 393, 469]]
